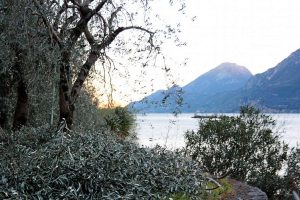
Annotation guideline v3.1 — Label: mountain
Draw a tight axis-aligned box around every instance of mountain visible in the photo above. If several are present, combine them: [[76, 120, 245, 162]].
[[128, 85, 183, 113], [199, 48, 300, 112], [130, 48, 300, 113], [184, 62, 252, 95], [181, 63, 253, 112], [240, 48, 300, 112], [129, 85, 183, 113], [130, 63, 253, 112]]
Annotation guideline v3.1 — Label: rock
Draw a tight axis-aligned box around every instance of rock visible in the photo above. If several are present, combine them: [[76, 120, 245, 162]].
[[224, 179, 268, 200]]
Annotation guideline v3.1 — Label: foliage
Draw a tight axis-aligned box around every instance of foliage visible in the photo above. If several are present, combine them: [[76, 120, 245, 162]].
[[73, 86, 136, 139], [103, 107, 136, 139], [0, 128, 205, 199], [0, 0, 186, 130], [184, 105, 289, 198], [284, 145, 300, 197], [0, 0, 60, 128], [200, 178, 233, 200]]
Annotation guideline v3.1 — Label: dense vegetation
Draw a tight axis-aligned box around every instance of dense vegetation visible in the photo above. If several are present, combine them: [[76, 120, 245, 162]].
[[0, 0, 184, 131], [185, 105, 300, 199], [0, 1, 208, 199], [0, 128, 206, 199], [1, 1, 299, 199]]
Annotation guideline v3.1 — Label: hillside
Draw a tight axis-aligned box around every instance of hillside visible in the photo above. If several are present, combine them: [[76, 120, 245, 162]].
[[130, 48, 300, 113], [242, 48, 300, 112], [181, 63, 253, 112], [130, 63, 253, 112], [198, 48, 300, 112]]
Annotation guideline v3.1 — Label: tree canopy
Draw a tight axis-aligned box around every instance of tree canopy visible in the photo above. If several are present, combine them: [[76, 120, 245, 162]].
[[0, 0, 186, 130]]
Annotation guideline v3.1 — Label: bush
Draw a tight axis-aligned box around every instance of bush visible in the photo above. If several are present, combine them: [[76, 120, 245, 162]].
[[0, 128, 205, 199], [184, 105, 289, 198], [74, 88, 136, 139], [284, 145, 300, 198], [103, 107, 136, 139]]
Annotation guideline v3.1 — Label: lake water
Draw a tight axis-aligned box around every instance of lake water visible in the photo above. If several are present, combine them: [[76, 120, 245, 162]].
[[136, 113, 300, 149]]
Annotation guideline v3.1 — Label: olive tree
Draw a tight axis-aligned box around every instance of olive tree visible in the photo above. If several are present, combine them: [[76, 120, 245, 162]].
[[184, 105, 289, 198], [1, 0, 186, 130], [0, 0, 60, 129], [31, 0, 186, 129], [284, 145, 300, 197]]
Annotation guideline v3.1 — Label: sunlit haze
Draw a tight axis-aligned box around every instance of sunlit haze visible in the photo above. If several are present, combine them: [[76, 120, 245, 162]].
[[179, 0, 300, 82], [95, 0, 300, 106]]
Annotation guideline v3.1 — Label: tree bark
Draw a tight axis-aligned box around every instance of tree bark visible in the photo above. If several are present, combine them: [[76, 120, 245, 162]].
[[0, 74, 10, 129], [58, 27, 126, 129], [58, 50, 99, 129], [58, 51, 73, 130], [13, 77, 29, 130], [12, 47, 29, 130]]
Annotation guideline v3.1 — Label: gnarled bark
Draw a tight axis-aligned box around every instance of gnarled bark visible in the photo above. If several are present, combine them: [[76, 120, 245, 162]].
[[0, 74, 10, 129], [12, 47, 29, 130], [58, 50, 73, 130], [58, 50, 99, 129], [13, 77, 29, 130], [53, 1, 153, 130]]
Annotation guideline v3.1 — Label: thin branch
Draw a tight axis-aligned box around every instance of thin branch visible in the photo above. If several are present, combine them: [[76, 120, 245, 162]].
[[122, 26, 155, 47], [205, 177, 222, 191], [108, 7, 122, 34], [69, 0, 81, 7], [66, 0, 108, 49], [122, 26, 154, 35], [53, 0, 70, 30], [32, 0, 62, 47], [213, 170, 232, 180], [84, 26, 95, 45], [96, 13, 108, 37], [59, 13, 78, 37]]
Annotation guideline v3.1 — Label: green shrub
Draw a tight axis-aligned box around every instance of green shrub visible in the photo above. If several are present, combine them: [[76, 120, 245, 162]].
[[73, 88, 136, 140], [184, 105, 288, 198], [284, 145, 300, 198], [103, 107, 136, 139], [199, 178, 233, 200], [0, 128, 205, 199]]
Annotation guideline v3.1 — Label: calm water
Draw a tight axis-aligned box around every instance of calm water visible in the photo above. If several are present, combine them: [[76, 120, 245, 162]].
[[136, 113, 300, 149]]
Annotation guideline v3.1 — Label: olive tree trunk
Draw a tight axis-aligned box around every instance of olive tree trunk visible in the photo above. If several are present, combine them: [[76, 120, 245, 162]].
[[13, 77, 29, 130], [0, 74, 10, 129]]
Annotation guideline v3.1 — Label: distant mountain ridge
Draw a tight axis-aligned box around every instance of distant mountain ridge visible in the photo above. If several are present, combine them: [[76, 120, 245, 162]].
[[130, 63, 253, 112], [181, 63, 252, 112], [129, 48, 300, 113], [241, 48, 300, 112], [184, 62, 252, 95]]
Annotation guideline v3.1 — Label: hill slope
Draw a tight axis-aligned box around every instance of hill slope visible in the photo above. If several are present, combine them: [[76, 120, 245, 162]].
[[130, 48, 300, 113], [242, 48, 300, 112], [202, 48, 300, 112], [182, 63, 252, 112], [130, 63, 253, 112]]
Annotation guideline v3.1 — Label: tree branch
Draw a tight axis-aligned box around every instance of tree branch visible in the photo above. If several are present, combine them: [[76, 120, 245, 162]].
[[108, 7, 122, 34], [66, 0, 108, 49], [69, 24, 154, 105], [32, 0, 63, 47], [84, 26, 95, 45], [121, 26, 155, 47], [53, 0, 70, 31], [96, 13, 108, 37], [59, 13, 78, 37]]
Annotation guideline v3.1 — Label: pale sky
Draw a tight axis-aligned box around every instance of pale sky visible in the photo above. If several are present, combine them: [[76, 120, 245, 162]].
[[95, 0, 300, 105], [173, 0, 300, 85]]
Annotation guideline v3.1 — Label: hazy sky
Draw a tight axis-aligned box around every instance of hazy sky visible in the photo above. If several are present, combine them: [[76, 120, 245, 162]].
[[96, 0, 300, 105], [170, 0, 300, 85]]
